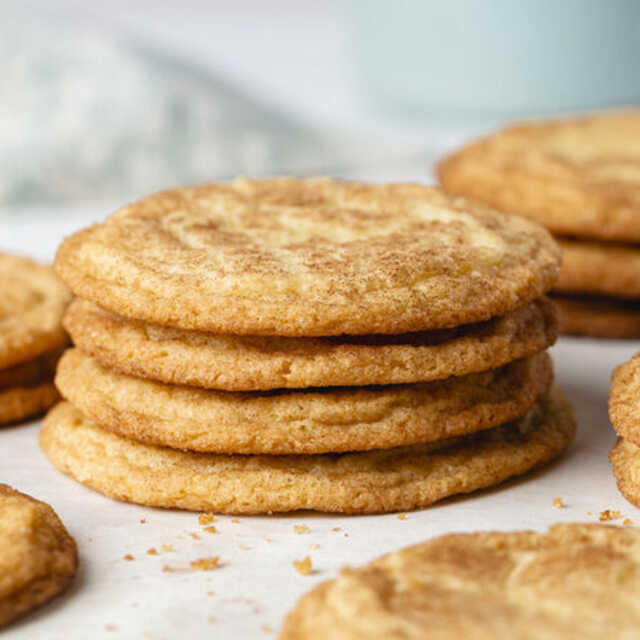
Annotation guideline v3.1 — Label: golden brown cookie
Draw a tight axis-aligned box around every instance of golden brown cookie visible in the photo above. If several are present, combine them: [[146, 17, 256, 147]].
[[0, 484, 77, 629], [553, 295, 640, 339], [55, 348, 553, 454], [64, 297, 558, 390], [40, 389, 574, 514], [0, 382, 59, 426], [610, 438, 640, 508], [556, 238, 640, 299], [0, 350, 61, 390], [54, 178, 560, 336], [609, 351, 640, 445], [280, 523, 640, 640], [439, 111, 640, 243], [0, 253, 70, 370]]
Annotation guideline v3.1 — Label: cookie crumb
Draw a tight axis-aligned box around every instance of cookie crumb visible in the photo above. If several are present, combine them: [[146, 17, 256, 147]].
[[239, 544, 251, 551], [207, 591, 215, 597], [294, 524, 309, 535], [232, 518, 240, 524], [105, 624, 117, 631], [264, 536, 272, 543], [397, 513, 407, 520], [332, 527, 341, 532], [161, 544, 173, 552], [147, 548, 158, 555], [624, 518, 633, 525], [311, 544, 322, 550], [293, 556, 312, 575], [261, 623, 273, 633], [552, 497, 565, 509], [123, 554, 135, 561], [189, 532, 200, 540], [190, 556, 221, 571], [599, 509, 622, 522], [198, 513, 215, 525], [204, 526, 218, 534]]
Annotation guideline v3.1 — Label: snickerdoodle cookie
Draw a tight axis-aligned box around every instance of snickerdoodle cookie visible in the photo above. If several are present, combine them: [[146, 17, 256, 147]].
[[54, 178, 560, 336], [0, 484, 77, 629], [40, 388, 574, 514], [280, 523, 640, 639], [553, 296, 640, 339], [63, 297, 558, 390]]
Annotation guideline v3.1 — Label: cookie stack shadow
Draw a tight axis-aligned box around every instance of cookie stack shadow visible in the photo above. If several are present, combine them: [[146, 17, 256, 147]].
[[42, 178, 576, 514], [439, 111, 640, 339], [0, 253, 70, 426]]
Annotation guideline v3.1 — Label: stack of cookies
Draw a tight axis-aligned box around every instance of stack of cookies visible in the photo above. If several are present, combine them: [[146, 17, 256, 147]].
[[609, 351, 640, 505], [0, 253, 69, 426], [439, 111, 640, 338], [42, 178, 576, 514]]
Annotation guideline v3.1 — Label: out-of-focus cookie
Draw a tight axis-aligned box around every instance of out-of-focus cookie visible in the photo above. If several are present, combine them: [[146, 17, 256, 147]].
[[0, 350, 61, 390], [280, 523, 640, 640], [609, 352, 640, 445], [553, 295, 640, 339], [0, 382, 59, 426], [54, 178, 560, 336], [0, 484, 77, 629], [40, 389, 574, 514], [55, 348, 553, 454], [0, 253, 70, 370], [610, 438, 640, 508], [439, 111, 640, 243], [64, 297, 558, 390], [556, 238, 640, 299]]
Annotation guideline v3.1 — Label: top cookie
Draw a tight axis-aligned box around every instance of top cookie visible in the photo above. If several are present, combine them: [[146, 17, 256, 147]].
[[0, 253, 70, 369], [54, 178, 559, 336], [439, 111, 640, 243], [280, 523, 640, 640]]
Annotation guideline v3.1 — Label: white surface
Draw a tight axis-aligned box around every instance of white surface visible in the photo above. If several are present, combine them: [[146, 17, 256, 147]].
[[2, 203, 640, 639]]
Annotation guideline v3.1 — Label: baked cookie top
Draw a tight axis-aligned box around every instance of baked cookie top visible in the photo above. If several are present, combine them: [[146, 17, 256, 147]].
[[0, 484, 77, 628], [54, 178, 559, 336], [64, 297, 558, 390], [280, 523, 640, 639], [610, 351, 640, 442], [0, 253, 70, 369], [439, 111, 640, 243]]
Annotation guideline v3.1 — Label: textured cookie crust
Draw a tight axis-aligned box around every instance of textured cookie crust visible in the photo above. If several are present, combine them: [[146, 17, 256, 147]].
[[439, 111, 640, 243], [556, 238, 640, 299], [55, 348, 553, 454], [280, 523, 640, 640], [64, 297, 558, 390], [0, 253, 70, 369], [0, 382, 59, 426], [0, 484, 77, 629], [553, 295, 640, 339], [40, 389, 574, 514], [610, 438, 640, 508], [609, 352, 640, 445], [54, 178, 560, 336]]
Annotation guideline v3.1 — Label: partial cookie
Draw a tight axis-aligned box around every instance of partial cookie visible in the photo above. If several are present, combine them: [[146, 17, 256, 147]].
[[54, 178, 560, 336], [280, 523, 640, 640], [40, 389, 574, 514], [0, 350, 61, 390], [610, 438, 640, 508], [0, 253, 70, 370], [0, 382, 59, 426], [64, 297, 558, 390], [556, 238, 640, 299], [0, 484, 77, 629], [55, 348, 553, 454], [439, 111, 640, 243], [609, 352, 640, 445], [553, 295, 640, 339]]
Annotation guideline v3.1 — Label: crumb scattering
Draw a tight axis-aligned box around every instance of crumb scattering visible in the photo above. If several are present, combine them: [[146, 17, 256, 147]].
[[311, 544, 322, 550], [198, 513, 215, 525], [105, 624, 117, 631], [189, 532, 200, 540], [239, 544, 251, 551], [261, 623, 273, 633], [293, 556, 313, 575], [294, 524, 309, 535], [204, 526, 218, 534], [207, 591, 215, 597], [123, 554, 135, 561], [624, 518, 633, 525], [397, 513, 407, 520], [140, 518, 147, 524], [599, 509, 622, 522], [161, 544, 174, 552], [552, 497, 565, 509], [147, 548, 158, 555], [232, 518, 240, 524], [332, 527, 341, 532], [190, 556, 221, 571]]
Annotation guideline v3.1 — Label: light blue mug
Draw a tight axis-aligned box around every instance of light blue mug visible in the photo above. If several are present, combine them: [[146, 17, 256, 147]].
[[350, 0, 640, 120]]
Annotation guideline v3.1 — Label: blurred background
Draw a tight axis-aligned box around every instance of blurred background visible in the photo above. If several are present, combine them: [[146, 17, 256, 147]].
[[2, 0, 640, 231]]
